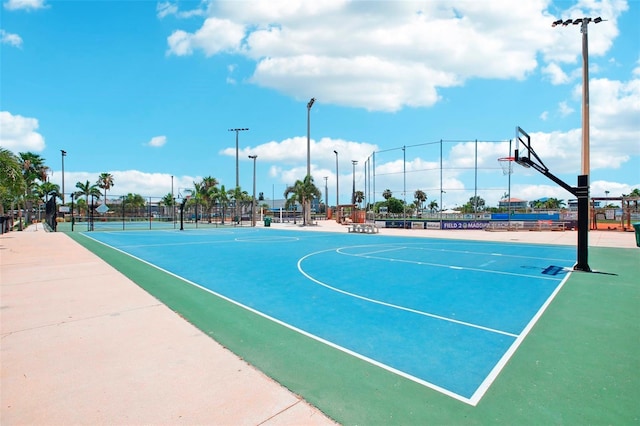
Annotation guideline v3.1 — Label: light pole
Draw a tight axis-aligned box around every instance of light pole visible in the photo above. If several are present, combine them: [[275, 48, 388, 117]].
[[60, 150, 66, 205], [334, 150, 339, 211], [305, 98, 315, 226], [351, 160, 358, 205], [552, 16, 604, 272], [552, 17, 603, 178], [171, 175, 175, 228], [249, 155, 257, 227], [306, 97, 315, 178], [402, 146, 406, 229], [229, 128, 248, 225], [324, 176, 328, 219], [228, 128, 249, 189]]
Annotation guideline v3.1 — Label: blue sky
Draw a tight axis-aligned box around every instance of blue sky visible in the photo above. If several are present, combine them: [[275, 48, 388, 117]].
[[1, 0, 639, 209]]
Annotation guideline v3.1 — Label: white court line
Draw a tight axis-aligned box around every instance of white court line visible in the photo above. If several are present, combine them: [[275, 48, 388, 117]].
[[79, 233, 479, 405], [336, 247, 567, 281], [298, 248, 518, 338], [467, 268, 573, 405]]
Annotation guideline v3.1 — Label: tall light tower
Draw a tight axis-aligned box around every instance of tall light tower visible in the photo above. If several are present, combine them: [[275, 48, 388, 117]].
[[552, 16, 604, 272], [324, 176, 328, 219], [228, 128, 249, 189], [351, 160, 358, 205], [552, 17, 603, 178], [60, 150, 66, 204], [229, 128, 248, 225], [333, 150, 339, 210], [306, 98, 315, 178], [249, 155, 258, 227]]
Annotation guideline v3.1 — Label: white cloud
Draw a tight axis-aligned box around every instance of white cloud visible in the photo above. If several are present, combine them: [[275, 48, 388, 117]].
[[0, 111, 45, 152], [54, 171, 197, 199], [164, 1, 567, 111], [540, 111, 549, 121], [558, 101, 574, 117], [156, 1, 178, 19], [3, 0, 46, 10], [221, 136, 377, 169], [167, 17, 244, 57], [157, 0, 206, 19], [147, 135, 167, 147], [542, 62, 570, 85], [0, 29, 23, 47]]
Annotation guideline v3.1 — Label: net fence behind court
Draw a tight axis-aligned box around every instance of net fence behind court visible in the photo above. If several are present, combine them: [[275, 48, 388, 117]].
[[363, 139, 512, 214], [58, 194, 256, 231]]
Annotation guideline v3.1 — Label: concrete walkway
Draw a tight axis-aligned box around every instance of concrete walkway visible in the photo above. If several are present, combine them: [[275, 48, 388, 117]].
[[1, 223, 335, 425], [1, 221, 636, 424]]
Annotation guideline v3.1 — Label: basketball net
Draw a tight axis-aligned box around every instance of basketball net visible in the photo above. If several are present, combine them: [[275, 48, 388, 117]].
[[498, 157, 514, 175]]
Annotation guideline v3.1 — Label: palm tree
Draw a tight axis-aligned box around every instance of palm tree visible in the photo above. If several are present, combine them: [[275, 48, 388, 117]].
[[284, 175, 321, 226], [124, 193, 146, 217], [75, 180, 101, 218], [19, 152, 47, 226], [414, 189, 427, 211], [217, 185, 229, 224], [197, 176, 219, 222], [96, 173, 114, 205], [0, 148, 26, 218], [354, 190, 365, 208], [38, 181, 60, 203], [382, 189, 393, 200], [161, 193, 175, 218], [428, 200, 439, 213], [468, 195, 485, 212]]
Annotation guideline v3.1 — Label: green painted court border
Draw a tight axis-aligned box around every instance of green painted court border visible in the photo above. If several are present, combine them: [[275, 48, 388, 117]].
[[66, 231, 639, 425]]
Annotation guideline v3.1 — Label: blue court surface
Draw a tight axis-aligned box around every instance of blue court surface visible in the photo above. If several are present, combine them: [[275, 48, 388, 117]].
[[82, 227, 575, 405]]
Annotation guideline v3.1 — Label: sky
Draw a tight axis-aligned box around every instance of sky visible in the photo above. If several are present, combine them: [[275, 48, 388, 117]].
[[1, 0, 639, 209]]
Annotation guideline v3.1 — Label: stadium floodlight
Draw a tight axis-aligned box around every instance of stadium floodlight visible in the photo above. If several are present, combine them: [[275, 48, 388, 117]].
[[306, 97, 315, 178], [60, 150, 66, 205], [334, 150, 339, 208], [248, 155, 258, 227], [552, 16, 604, 178], [228, 128, 249, 189], [351, 160, 358, 205], [551, 15, 605, 272], [304, 97, 316, 225]]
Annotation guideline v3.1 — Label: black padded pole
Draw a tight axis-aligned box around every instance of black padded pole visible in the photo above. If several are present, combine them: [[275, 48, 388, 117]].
[[575, 174, 591, 272]]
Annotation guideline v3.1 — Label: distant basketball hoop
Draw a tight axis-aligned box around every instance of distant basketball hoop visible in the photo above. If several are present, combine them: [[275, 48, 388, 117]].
[[498, 157, 515, 175]]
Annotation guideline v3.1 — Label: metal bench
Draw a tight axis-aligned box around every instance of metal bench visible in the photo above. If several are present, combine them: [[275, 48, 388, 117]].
[[348, 223, 379, 234]]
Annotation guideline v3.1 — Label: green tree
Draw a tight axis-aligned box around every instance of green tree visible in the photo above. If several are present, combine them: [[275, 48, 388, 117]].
[[284, 175, 321, 226], [124, 193, 146, 217], [544, 198, 565, 209], [428, 200, 439, 213], [96, 172, 114, 204], [464, 195, 485, 213], [216, 185, 229, 224], [19, 152, 47, 226], [198, 176, 219, 222], [74, 180, 101, 211], [414, 189, 427, 211], [37, 181, 60, 203], [0, 148, 26, 216], [386, 197, 404, 214], [161, 193, 175, 218], [228, 186, 249, 223], [354, 190, 365, 208]]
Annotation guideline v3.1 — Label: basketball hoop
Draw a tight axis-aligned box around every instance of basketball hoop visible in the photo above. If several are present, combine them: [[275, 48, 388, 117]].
[[498, 157, 515, 175]]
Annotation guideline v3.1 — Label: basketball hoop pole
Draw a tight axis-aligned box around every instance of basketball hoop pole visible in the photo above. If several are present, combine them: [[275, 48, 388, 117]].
[[551, 17, 604, 272]]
